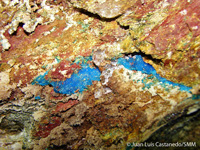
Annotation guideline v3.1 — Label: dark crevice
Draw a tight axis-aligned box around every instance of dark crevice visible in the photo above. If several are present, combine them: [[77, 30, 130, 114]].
[[92, 60, 100, 71], [23, 29, 34, 36], [10, 23, 33, 36], [123, 51, 162, 65], [10, 23, 23, 36], [134, 109, 200, 150], [33, 9, 39, 13], [0, 100, 7, 106], [74, 7, 122, 22], [117, 22, 130, 30]]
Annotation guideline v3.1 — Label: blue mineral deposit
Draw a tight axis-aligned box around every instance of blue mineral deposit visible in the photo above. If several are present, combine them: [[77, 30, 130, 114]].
[[32, 56, 101, 95], [117, 55, 192, 92], [51, 66, 100, 94], [192, 94, 200, 100], [35, 96, 41, 100], [32, 71, 50, 86], [118, 55, 156, 75]]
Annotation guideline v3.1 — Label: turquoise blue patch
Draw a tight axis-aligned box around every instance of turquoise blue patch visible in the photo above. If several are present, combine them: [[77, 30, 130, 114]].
[[32, 56, 101, 95], [117, 55, 192, 92], [32, 71, 50, 86], [35, 96, 41, 100], [192, 94, 200, 100], [118, 55, 156, 75], [51, 66, 100, 94]]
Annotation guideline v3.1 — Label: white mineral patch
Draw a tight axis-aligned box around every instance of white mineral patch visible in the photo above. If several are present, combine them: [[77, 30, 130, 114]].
[[187, 105, 199, 115], [1, 38, 11, 50], [144, 83, 192, 106], [167, 51, 172, 58], [122, 68, 147, 82], [91, 28, 101, 36], [46, 47, 58, 57], [59, 70, 68, 76], [29, 63, 38, 70], [17, 80, 22, 87], [97, 0, 106, 4], [8, 59, 15, 67], [20, 84, 43, 99], [101, 62, 123, 85], [23, 17, 43, 33], [0, 131, 24, 150], [24, 0, 31, 12], [180, 9, 187, 15], [41, 0, 47, 7], [0, 71, 16, 100], [0, 26, 11, 51], [8, 10, 43, 34], [35, 39, 39, 43], [161, 0, 169, 8], [83, 18, 93, 24], [2, 0, 10, 5], [104, 42, 125, 58], [11, 142, 22, 150], [64, 13, 78, 31], [92, 50, 106, 66], [14, 63, 20, 70], [43, 31, 51, 36], [97, 4, 121, 18], [134, 100, 152, 107], [94, 88, 103, 99], [104, 87, 112, 94], [9, 0, 20, 6], [39, 4, 59, 24], [5, 0, 59, 37], [169, 86, 180, 94], [94, 86, 112, 98], [33, 110, 46, 121], [148, 85, 158, 96], [0, 71, 10, 84], [191, 26, 198, 30], [45, 58, 59, 70], [190, 85, 200, 95]]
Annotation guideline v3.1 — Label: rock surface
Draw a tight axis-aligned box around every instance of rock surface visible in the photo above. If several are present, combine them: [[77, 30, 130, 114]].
[[69, 0, 137, 18], [117, 0, 200, 87], [0, 0, 199, 149]]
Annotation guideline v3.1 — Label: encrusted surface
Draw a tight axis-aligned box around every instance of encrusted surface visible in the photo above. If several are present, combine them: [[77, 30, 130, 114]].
[[0, 0, 199, 149], [69, 0, 137, 18], [117, 0, 200, 87]]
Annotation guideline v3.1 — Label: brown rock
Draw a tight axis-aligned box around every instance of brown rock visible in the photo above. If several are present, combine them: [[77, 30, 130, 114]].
[[69, 0, 137, 18]]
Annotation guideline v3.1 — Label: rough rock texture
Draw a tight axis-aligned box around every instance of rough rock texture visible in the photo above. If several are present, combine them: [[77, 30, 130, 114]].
[[135, 100, 200, 150], [117, 0, 200, 87], [0, 0, 199, 150], [69, 0, 138, 18]]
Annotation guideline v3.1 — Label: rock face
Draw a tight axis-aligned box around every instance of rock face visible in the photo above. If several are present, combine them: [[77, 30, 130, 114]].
[[0, 0, 199, 150], [117, 0, 200, 87], [69, 0, 137, 18]]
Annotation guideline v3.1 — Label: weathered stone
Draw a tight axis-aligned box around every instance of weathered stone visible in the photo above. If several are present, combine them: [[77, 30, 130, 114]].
[[135, 100, 200, 150], [0, 0, 199, 150], [69, 0, 137, 18], [117, 0, 200, 87]]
